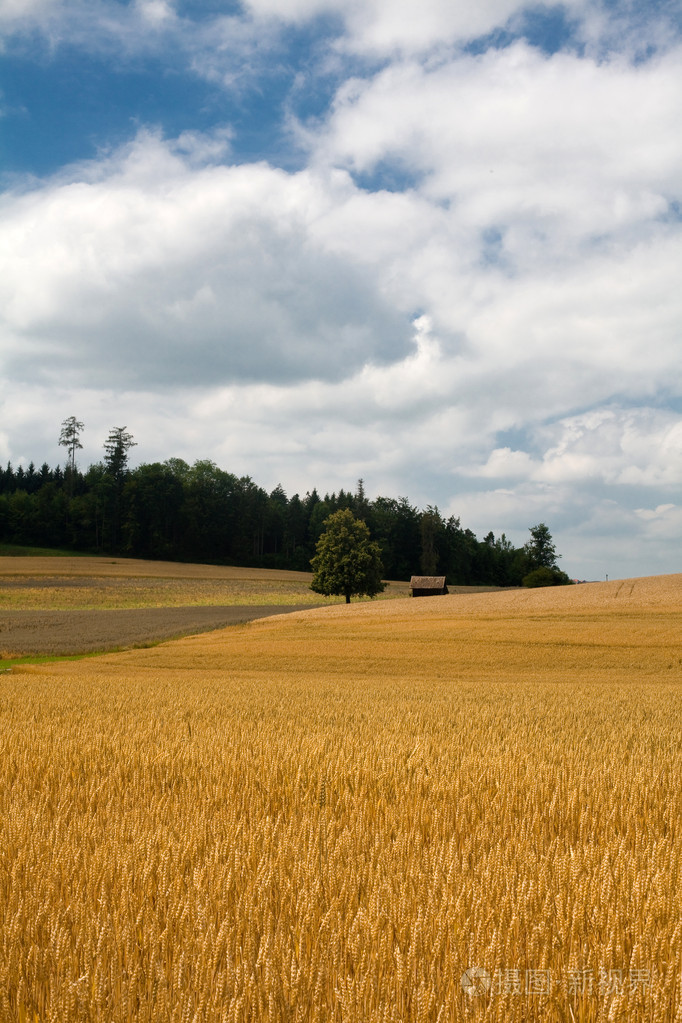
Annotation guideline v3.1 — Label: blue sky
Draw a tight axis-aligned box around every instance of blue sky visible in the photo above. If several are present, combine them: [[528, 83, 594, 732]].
[[1, 3, 584, 178], [1, 0, 681, 579]]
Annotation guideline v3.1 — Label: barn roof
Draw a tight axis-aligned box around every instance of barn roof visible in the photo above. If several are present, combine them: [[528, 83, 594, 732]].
[[409, 576, 447, 589]]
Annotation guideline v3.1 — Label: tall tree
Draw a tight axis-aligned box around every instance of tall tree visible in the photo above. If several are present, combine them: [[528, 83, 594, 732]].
[[353, 478, 369, 520], [59, 416, 84, 473], [420, 506, 442, 576], [101, 428, 137, 551], [104, 427, 137, 480], [311, 508, 385, 604], [524, 523, 559, 570], [59, 416, 84, 498]]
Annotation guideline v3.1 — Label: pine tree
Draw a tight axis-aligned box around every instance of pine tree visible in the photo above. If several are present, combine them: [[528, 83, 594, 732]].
[[59, 417, 84, 473]]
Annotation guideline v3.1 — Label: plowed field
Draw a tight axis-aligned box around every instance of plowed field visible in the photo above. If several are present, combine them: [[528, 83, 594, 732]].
[[0, 605, 315, 656]]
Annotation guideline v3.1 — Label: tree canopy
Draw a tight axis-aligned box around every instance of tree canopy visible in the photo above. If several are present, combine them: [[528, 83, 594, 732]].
[[521, 523, 572, 587], [524, 523, 559, 570], [310, 509, 385, 603], [0, 432, 570, 586], [58, 416, 84, 473], [104, 427, 137, 480]]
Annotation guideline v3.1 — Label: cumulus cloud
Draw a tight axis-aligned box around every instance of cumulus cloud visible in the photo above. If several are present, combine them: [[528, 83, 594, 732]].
[[2, 0, 536, 53], [311, 43, 682, 227], [236, 0, 682, 61], [0, 0, 58, 22], [470, 408, 682, 488], [0, 0, 271, 88], [3, 0, 680, 82], [0, 131, 414, 388], [300, 41, 682, 427], [2, 0, 682, 579], [539, 409, 682, 489], [245, 0, 535, 55], [634, 503, 682, 542]]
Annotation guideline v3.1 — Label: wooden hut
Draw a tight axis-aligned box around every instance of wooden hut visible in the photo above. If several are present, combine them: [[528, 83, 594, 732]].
[[409, 576, 448, 597]]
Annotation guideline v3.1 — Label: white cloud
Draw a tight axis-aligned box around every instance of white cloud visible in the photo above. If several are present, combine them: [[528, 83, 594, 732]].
[[0, 0, 265, 81], [2, 2, 682, 581], [244, 0, 682, 61], [578, 0, 682, 61], [246, 0, 532, 55], [476, 447, 537, 479], [0, 0, 57, 21], [537, 409, 682, 489], [3, 0, 679, 78], [0, 132, 413, 389], [1, 103, 680, 581], [135, 0, 173, 26], [543, 407, 682, 486], [465, 408, 682, 490], [298, 41, 682, 432], [312, 43, 682, 228], [634, 503, 682, 541]]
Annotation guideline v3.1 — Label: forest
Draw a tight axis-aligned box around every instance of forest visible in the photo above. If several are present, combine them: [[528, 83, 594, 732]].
[[0, 423, 563, 586]]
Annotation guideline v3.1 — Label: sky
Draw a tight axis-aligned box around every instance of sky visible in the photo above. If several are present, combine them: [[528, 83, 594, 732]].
[[1, 0, 681, 580]]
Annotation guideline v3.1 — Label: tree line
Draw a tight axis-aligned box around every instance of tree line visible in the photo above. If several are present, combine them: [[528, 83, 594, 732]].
[[0, 419, 570, 586]]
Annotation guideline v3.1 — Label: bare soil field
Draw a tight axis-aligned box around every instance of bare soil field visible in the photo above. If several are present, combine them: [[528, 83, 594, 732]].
[[2, 572, 680, 1021], [0, 605, 316, 656]]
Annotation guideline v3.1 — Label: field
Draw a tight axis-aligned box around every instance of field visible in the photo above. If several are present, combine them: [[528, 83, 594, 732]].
[[0, 556, 404, 610], [0, 557, 499, 659], [1, 564, 681, 1021], [0, 556, 414, 658]]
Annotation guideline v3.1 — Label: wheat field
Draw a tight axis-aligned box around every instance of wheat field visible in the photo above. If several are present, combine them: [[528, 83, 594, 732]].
[[1, 573, 681, 1021]]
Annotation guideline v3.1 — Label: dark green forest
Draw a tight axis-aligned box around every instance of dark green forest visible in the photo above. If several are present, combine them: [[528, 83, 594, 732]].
[[0, 424, 568, 586]]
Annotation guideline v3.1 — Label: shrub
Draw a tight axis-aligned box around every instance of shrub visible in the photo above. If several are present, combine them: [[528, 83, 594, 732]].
[[522, 566, 573, 588]]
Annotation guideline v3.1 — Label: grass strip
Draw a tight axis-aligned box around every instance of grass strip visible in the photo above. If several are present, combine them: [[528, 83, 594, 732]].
[[0, 543, 90, 557], [0, 651, 105, 670]]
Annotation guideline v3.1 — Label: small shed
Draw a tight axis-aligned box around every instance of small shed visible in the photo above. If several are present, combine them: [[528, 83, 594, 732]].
[[410, 575, 448, 597]]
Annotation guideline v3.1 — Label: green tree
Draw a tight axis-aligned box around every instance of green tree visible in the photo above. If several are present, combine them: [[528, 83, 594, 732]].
[[524, 522, 558, 570], [101, 428, 137, 551], [122, 462, 184, 558], [59, 416, 84, 473], [311, 508, 385, 604], [522, 566, 573, 588], [419, 506, 441, 576], [367, 495, 421, 581], [103, 427, 137, 480], [59, 416, 84, 498]]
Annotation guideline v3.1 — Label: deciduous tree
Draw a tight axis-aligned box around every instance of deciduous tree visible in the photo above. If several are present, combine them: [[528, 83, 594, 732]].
[[311, 509, 385, 604], [524, 522, 558, 570]]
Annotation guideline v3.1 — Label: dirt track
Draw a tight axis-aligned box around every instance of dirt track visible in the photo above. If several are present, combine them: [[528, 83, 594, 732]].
[[0, 605, 317, 656]]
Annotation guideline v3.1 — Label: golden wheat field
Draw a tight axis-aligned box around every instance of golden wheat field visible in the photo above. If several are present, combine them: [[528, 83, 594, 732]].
[[1, 571, 682, 1022]]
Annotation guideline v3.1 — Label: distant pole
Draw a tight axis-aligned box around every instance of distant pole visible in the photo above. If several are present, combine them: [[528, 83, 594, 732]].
[[606, 574, 608, 582]]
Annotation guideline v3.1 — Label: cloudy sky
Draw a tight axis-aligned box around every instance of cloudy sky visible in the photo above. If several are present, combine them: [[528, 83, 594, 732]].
[[1, 0, 681, 579]]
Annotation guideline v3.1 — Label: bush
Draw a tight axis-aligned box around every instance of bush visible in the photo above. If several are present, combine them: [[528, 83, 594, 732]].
[[522, 566, 573, 588]]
